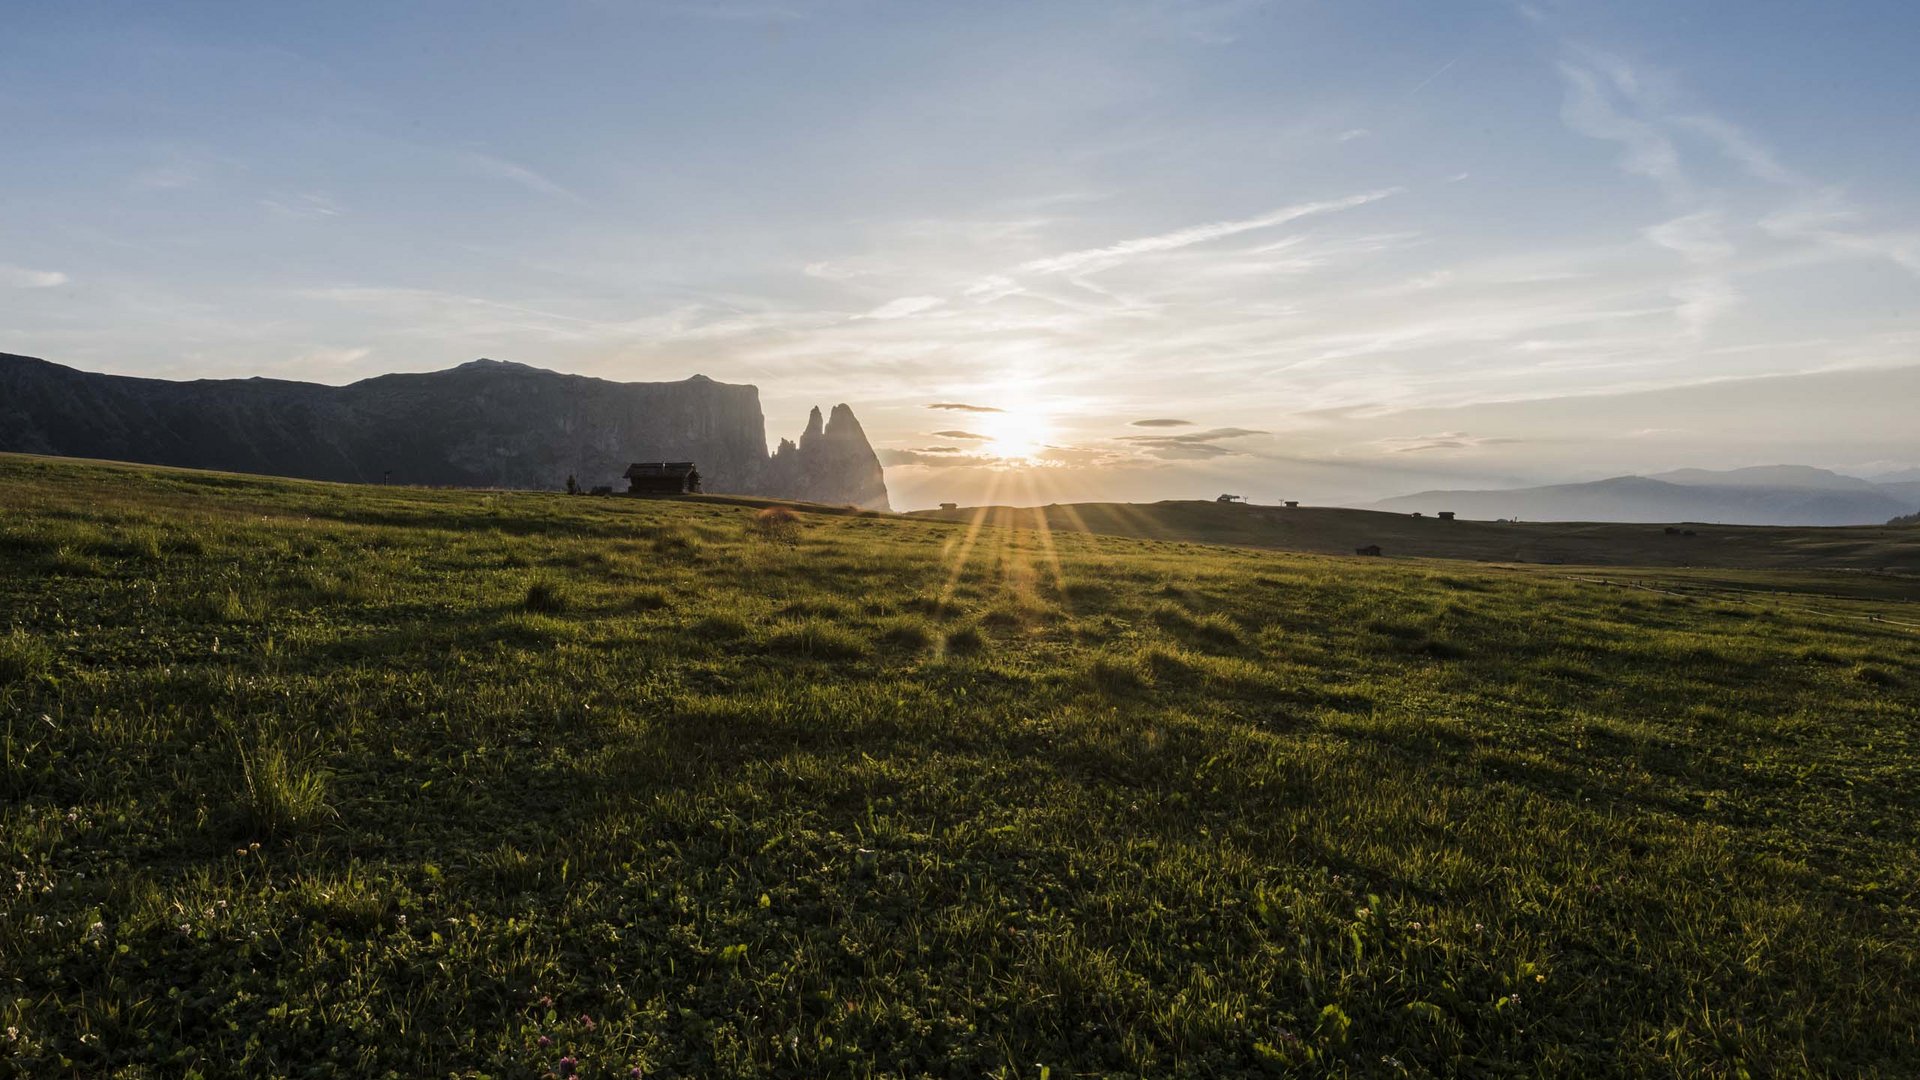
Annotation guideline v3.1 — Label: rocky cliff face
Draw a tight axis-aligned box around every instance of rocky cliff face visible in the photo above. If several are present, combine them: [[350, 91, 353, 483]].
[[0, 353, 890, 509], [765, 404, 890, 510]]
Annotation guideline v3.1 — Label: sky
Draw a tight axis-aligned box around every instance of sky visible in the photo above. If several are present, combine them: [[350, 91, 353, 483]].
[[3, 0, 1918, 509]]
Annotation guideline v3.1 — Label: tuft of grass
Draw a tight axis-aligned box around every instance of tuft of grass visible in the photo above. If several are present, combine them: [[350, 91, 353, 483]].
[[296, 871, 395, 932], [905, 594, 966, 620], [691, 612, 750, 642], [1853, 663, 1902, 688], [763, 619, 871, 660], [290, 567, 373, 606], [649, 523, 702, 558], [876, 616, 936, 652], [941, 624, 986, 655], [474, 843, 544, 893], [209, 587, 267, 623], [1152, 601, 1243, 649], [749, 505, 803, 545], [1084, 651, 1151, 695], [778, 597, 851, 620], [45, 544, 104, 577], [231, 741, 334, 838], [522, 579, 569, 614], [0, 627, 53, 685], [628, 587, 671, 611]]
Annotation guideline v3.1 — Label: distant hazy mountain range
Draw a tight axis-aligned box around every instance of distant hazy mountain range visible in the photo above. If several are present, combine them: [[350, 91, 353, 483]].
[[0, 353, 890, 509], [1374, 465, 1920, 526]]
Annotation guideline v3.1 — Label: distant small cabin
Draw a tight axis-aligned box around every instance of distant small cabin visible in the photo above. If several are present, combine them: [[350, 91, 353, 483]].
[[1355, 544, 1383, 557], [940, 502, 958, 511], [1411, 512, 1423, 518], [1437, 511, 1456, 521], [1283, 501, 1299, 508], [1216, 494, 1245, 503], [624, 461, 701, 496]]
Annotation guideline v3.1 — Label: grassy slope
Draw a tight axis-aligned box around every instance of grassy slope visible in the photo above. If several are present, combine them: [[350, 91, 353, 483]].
[[907, 500, 1920, 573], [3, 453, 1919, 1078]]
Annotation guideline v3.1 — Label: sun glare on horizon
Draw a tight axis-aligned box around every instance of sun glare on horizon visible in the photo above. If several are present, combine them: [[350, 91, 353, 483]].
[[979, 406, 1053, 463]]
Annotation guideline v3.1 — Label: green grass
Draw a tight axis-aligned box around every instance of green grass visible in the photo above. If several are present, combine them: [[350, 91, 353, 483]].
[[2, 453, 1919, 1077]]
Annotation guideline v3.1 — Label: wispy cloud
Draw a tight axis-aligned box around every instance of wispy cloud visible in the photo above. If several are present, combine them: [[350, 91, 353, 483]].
[[129, 151, 216, 192], [1643, 208, 1737, 335], [261, 192, 345, 219], [1558, 53, 1744, 334], [926, 402, 1004, 413], [1672, 113, 1804, 187], [1130, 418, 1194, 427], [858, 296, 945, 320], [804, 261, 869, 280], [1117, 426, 1268, 443], [458, 151, 588, 205], [1376, 431, 1522, 453], [933, 429, 990, 439], [1558, 59, 1689, 202], [638, 0, 814, 22], [1761, 191, 1920, 277], [0, 264, 70, 288], [1007, 189, 1400, 278], [1116, 426, 1270, 460]]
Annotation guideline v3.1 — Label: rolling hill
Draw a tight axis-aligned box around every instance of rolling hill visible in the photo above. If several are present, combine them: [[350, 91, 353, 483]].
[[1371, 465, 1918, 526], [908, 498, 1920, 573]]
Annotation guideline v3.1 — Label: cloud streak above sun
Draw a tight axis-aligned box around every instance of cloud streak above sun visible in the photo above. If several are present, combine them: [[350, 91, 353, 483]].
[[1003, 189, 1401, 279]]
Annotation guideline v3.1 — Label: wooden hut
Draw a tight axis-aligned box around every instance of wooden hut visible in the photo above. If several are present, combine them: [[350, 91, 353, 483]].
[[1437, 511, 1456, 521], [1354, 544, 1383, 557], [624, 462, 701, 496]]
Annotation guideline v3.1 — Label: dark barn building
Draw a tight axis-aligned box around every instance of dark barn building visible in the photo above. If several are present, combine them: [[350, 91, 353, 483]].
[[624, 461, 701, 496]]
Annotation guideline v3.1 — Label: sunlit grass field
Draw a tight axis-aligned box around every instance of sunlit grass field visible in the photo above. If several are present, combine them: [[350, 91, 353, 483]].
[[3, 453, 1918, 1078]]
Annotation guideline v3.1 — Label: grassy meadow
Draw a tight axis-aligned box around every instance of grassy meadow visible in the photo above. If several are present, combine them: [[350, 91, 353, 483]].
[[2, 453, 1919, 1078]]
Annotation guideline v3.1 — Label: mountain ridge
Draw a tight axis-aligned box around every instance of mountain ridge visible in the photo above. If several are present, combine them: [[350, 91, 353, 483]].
[[1374, 466, 1917, 525], [0, 352, 890, 509]]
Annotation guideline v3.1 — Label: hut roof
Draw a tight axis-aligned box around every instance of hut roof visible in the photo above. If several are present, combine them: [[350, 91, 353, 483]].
[[623, 462, 698, 479]]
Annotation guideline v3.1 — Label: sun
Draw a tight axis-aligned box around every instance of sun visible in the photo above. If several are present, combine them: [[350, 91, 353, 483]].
[[980, 408, 1051, 463]]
